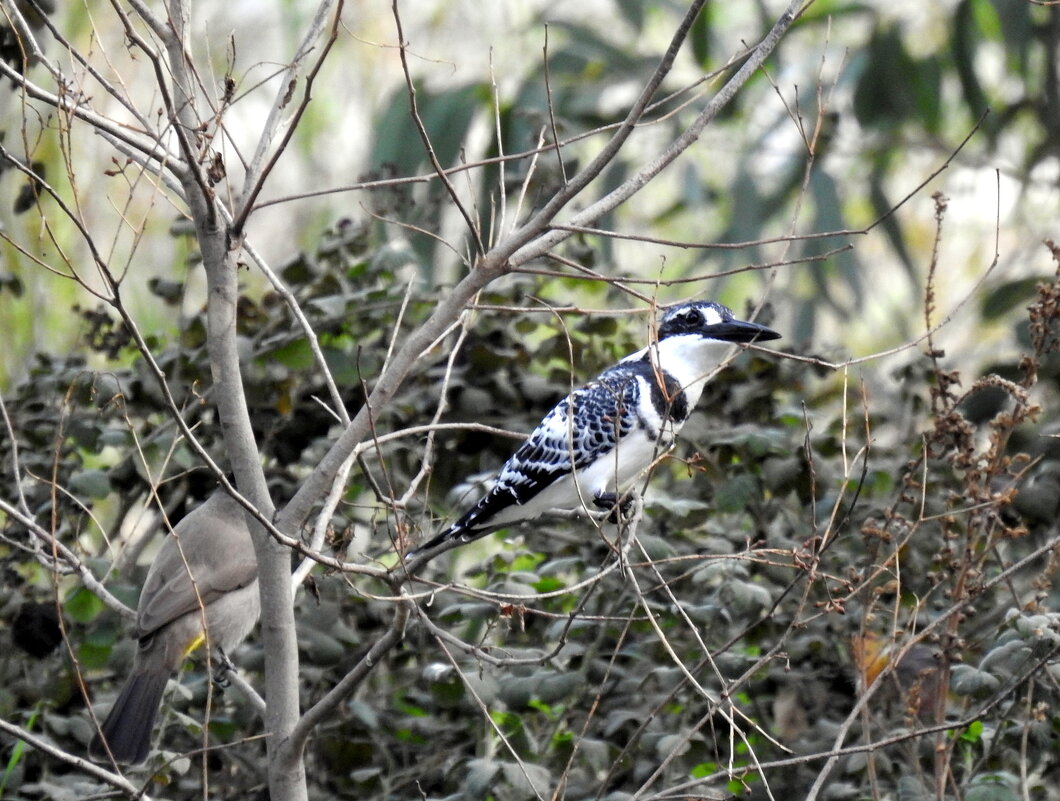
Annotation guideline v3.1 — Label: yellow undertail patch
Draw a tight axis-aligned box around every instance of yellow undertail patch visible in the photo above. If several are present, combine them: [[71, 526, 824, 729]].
[[182, 633, 206, 659]]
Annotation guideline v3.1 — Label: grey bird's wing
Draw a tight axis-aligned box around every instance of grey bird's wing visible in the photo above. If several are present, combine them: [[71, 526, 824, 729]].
[[135, 493, 257, 639]]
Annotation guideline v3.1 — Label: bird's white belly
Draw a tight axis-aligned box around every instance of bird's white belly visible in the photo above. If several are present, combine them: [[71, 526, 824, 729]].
[[489, 427, 669, 527]]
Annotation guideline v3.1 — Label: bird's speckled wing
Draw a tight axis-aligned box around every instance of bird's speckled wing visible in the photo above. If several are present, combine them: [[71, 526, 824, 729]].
[[451, 365, 642, 534]]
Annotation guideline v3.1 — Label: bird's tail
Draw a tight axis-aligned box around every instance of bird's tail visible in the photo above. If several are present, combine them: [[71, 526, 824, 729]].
[[403, 526, 457, 561], [88, 669, 169, 765]]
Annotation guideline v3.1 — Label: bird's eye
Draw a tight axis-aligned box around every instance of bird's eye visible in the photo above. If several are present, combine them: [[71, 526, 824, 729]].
[[682, 309, 701, 324]]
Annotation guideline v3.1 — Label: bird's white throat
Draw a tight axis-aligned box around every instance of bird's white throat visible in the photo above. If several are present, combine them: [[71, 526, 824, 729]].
[[646, 333, 739, 404]]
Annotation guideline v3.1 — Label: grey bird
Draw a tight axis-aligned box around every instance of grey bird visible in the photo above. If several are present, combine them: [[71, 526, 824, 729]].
[[88, 491, 260, 765], [408, 300, 780, 558]]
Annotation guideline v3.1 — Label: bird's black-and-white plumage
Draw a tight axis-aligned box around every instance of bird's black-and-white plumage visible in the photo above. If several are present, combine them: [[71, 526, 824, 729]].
[[407, 301, 780, 558]]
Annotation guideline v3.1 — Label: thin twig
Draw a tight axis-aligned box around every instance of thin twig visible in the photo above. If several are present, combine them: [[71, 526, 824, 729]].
[[230, 0, 344, 239], [508, 0, 804, 267], [289, 593, 411, 753], [391, 0, 484, 256], [0, 497, 134, 618]]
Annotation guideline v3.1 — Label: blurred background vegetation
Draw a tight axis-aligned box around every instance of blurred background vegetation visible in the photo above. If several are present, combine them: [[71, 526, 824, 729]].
[[0, 1, 1058, 800]]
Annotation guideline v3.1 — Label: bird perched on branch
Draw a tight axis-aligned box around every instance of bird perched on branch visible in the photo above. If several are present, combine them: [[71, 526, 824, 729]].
[[89, 491, 259, 765], [407, 300, 780, 559]]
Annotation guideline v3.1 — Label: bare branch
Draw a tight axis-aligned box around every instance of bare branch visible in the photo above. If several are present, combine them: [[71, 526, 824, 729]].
[[230, 0, 344, 239], [509, 0, 804, 267], [0, 56, 183, 179], [0, 498, 132, 617], [288, 595, 411, 756], [391, 0, 484, 257], [0, 716, 152, 798], [278, 0, 805, 536]]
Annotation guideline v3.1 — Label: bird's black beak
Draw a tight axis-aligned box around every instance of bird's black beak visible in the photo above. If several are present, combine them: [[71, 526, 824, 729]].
[[703, 319, 781, 344]]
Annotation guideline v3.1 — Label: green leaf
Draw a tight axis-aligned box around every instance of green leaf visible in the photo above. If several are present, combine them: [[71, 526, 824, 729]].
[[690, 4, 712, 69], [372, 83, 483, 173], [348, 700, 380, 730], [854, 27, 939, 130], [64, 586, 105, 624], [655, 733, 690, 760], [429, 674, 465, 709], [910, 55, 943, 135], [68, 469, 111, 499], [953, 0, 992, 124], [297, 625, 346, 665], [77, 641, 112, 671], [950, 664, 1001, 698], [465, 758, 501, 795], [720, 579, 772, 616], [869, 159, 918, 282], [980, 277, 1047, 320], [970, 0, 1002, 38], [207, 718, 239, 740], [509, 553, 545, 572], [266, 337, 315, 370], [0, 706, 36, 796], [959, 720, 984, 743], [715, 473, 758, 513], [489, 709, 521, 730], [527, 698, 554, 716], [533, 671, 581, 705], [691, 761, 718, 779], [965, 773, 1019, 801], [530, 576, 565, 593], [500, 760, 550, 797], [550, 729, 574, 749], [98, 428, 131, 448], [393, 698, 428, 718], [728, 772, 759, 795]]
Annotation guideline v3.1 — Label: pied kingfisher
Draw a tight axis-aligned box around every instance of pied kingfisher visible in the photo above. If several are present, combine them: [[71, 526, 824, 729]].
[[407, 301, 780, 558]]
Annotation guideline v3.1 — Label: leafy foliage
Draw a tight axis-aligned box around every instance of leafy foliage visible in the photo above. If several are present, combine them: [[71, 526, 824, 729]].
[[2, 232, 1058, 799], [0, 2, 1059, 801]]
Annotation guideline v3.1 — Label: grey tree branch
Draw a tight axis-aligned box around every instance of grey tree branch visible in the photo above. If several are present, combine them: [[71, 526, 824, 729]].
[[122, 0, 170, 42], [802, 527, 1060, 801], [7, 0, 158, 139], [238, 237, 349, 424], [0, 3, 806, 795], [0, 56, 182, 178], [287, 595, 411, 755], [391, 0, 484, 257], [0, 717, 152, 799], [0, 497, 134, 618], [230, 0, 344, 238], [232, 0, 337, 208], [157, 2, 304, 799], [500, 0, 713, 260], [510, 0, 804, 267], [275, 0, 801, 541], [267, 3, 805, 764], [277, 256, 507, 532], [290, 452, 354, 592]]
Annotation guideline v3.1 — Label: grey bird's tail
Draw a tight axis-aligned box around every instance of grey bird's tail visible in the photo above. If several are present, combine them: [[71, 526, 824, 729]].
[[88, 669, 169, 765]]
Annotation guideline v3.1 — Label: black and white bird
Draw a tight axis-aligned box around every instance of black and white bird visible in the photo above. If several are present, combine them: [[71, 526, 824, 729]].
[[407, 301, 780, 558]]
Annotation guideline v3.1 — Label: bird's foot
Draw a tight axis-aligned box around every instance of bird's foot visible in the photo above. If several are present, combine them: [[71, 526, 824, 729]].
[[212, 649, 236, 689], [592, 491, 637, 524]]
